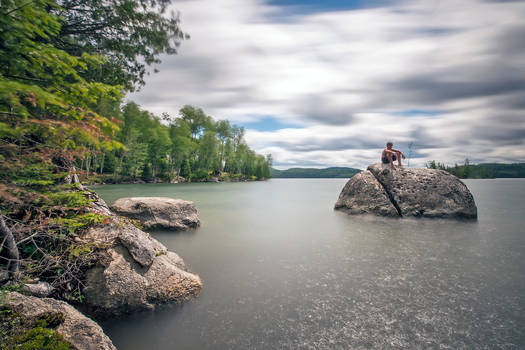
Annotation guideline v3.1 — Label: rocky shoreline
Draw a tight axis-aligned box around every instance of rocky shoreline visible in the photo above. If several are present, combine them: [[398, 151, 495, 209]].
[[1, 192, 202, 349], [86, 175, 268, 186]]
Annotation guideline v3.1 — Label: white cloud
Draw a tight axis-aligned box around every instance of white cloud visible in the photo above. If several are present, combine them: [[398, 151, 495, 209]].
[[129, 0, 525, 168]]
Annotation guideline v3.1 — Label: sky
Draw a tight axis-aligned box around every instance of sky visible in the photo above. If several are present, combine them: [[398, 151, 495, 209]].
[[129, 0, 525, 169]]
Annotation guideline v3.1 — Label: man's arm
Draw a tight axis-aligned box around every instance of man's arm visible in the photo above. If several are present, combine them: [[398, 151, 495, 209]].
[[391, 148, 406, 159]]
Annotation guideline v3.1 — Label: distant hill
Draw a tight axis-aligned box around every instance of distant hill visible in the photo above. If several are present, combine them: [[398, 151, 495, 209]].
[[271, 163, 525, 179], [473, 163, 525, 178], [420, 161, 525, 179], [271, 167, 361, 178]]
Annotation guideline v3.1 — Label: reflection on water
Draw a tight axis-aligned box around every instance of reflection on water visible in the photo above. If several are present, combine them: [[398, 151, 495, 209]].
[[94, 179, 525, 349]]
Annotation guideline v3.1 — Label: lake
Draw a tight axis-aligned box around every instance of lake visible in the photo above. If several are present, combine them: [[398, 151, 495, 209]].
[[93, 179, 525, 349]]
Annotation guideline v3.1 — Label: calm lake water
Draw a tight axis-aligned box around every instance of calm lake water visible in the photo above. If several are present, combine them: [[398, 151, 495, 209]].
[[93, 179, 525, 349]]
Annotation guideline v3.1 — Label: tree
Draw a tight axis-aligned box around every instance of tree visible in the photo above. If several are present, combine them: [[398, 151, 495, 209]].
[[0, 0, 123, 175], [179, 105, 212, 140], [180, 157, 192, 179], [216, 119, 231, 171], [52, 0, 188, 90], [197, 130, 218, 172], [427, 160, 437, 169], [168, 119, 194, 177]]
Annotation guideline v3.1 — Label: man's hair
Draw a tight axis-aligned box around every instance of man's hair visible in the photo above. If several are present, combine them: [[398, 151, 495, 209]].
[[386, 141, 393, 146]]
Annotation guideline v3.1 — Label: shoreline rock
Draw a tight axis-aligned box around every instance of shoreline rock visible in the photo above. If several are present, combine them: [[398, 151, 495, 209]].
[[82, 195, 203, 315], [111, 197, 200, 230], [1, 292, 116, 350], [82, 223, 202, 316], [335, 164, 477, 219], [1, 190, 203, 346]]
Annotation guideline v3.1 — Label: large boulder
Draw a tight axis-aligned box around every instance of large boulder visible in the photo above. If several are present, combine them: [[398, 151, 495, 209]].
[[82, 194, 202, 315], [111, 197, 200, 230], [335, 164, 477, 219], [334, 170, 398, 217], [82, 222, 202, 315], [1, 292, 116, 350]]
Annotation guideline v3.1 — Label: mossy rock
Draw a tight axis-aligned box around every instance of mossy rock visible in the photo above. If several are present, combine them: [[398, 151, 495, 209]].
[[1, 292, 116, 350], [0, 306, 73, 350]]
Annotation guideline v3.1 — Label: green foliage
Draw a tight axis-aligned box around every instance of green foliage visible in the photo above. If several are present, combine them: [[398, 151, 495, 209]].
[[52, 0, 188, 91], [50, 213, 109, 235], [45, 192, 90, 208], [103, 103, 271, 182], [1, 0, 125, 180], [191, 169, 209, 180]]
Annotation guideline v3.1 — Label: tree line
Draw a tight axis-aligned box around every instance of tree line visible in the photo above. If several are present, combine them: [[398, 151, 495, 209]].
[[426, 159, 525, 178], [87, 102, 272, 182]]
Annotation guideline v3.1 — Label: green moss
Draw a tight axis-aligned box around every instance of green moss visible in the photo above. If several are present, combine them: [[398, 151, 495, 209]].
[[0, 307, 73, 350], [9, 326, 73, 350]]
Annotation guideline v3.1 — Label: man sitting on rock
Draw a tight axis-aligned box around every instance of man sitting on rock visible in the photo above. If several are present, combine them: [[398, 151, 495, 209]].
[[381, 141, 406, 170]]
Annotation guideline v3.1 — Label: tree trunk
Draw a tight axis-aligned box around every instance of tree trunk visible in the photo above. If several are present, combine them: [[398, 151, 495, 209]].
[[152, 162, 156, 182], [100, 153, 105, 174], [0, 215, 19, 279], [86, 149, 91, 176]]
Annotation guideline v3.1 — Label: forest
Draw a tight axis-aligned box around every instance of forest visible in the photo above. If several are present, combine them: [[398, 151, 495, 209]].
[[85, 102, 272, 183], [427, 160, 525, 178]]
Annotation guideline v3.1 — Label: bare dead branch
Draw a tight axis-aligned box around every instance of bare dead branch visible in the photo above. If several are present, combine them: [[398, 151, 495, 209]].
[[0, 214, 20, 278]]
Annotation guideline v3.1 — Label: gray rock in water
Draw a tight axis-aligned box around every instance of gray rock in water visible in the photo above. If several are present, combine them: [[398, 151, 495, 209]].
[[335, 164, 477, 219], [3, 292, 116, 350], [111, 197, 200, 230], [335, 171, 398, 217], [83, 223, 202, 315]]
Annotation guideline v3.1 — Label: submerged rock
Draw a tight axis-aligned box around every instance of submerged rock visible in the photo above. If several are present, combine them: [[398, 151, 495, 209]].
[[335, 164, 477, 219], [2, 292, 116, 350], [111, 197, 200, 230]]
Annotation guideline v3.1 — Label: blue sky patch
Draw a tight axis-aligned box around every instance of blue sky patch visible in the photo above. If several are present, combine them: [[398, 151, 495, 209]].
[[241, 116, 303, 131], [392, 109, 444, 117], [267, 0, 393, 14]]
